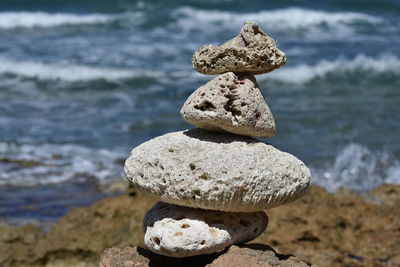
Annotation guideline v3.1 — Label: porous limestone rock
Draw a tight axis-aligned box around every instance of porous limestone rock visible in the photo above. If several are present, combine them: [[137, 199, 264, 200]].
[[192, 21, 286, 75], [181, 72, 275, 138], [124, 129, 310, 212], [143, 202, 268, 257]]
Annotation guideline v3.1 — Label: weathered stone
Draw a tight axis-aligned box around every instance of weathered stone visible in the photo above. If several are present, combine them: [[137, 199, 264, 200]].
[[124, 129, 310, 212], [99, 245, 314, 267], [143, 202, 267, 257], [192, 21, 286, 75], [386, 255, 400, 267], [207, 244, 315, 267], [181, 72, 275, 138], [100, 247, 149, 267]]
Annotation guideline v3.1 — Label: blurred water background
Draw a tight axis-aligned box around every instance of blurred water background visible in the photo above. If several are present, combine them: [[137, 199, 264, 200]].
[[0, 0, 399, 226]]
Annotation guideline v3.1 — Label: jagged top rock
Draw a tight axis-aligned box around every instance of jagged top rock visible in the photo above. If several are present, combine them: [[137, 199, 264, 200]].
[[192, 21, 286, 75]]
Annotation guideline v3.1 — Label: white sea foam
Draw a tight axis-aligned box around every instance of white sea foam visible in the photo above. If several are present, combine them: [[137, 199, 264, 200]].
[[174, 7, 382, 36], [265, 53, 400, 84], [312, 144, 400, 192], [0, 58, 163, 82], [1, 53, 398, 84], [0, 57, 205, 83], [0, 11, 120, 29], [0, 142, 125, 186]]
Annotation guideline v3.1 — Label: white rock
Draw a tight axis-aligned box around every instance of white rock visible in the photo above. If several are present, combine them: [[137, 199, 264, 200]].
[[124, 129, 311, 212], [143, 202, 268, 257], [181, 72, 275, 138], [192, 21, 286, 75]]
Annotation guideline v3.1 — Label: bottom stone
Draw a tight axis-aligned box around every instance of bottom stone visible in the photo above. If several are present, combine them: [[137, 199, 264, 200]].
[[143, 202, 268, 258], [99, 245, 316, 267]]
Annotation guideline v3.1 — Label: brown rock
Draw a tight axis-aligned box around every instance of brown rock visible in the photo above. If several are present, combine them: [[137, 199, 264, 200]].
[[363, 183, 400, 206], [207, 244, 315, 267], [98, 245, 313, 267], [385, 255, 400, 267], [99, 246, 222, 267], [254, 185, 400, 267], [0, 191, 156, 267], [0, 223, 43, 266], [100, 247, 149, 267]]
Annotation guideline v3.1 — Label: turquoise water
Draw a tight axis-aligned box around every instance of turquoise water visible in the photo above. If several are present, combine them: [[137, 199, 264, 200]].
[[0, 0, 399, 224]]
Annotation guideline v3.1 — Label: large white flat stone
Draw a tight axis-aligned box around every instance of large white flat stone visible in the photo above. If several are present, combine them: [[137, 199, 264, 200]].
[[124, 129, 310, 212]]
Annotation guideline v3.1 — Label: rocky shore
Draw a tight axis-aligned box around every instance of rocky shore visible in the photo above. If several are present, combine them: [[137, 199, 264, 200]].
[[1, 184, 399, 267]]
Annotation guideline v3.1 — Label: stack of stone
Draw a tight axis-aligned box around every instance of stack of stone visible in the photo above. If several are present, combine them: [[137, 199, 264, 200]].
[[124, 21, 311, 258]]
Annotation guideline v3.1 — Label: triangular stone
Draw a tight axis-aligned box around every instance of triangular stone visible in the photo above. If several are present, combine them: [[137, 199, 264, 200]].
[[180, 72, 275, 138], [192, 21, 286, 75]]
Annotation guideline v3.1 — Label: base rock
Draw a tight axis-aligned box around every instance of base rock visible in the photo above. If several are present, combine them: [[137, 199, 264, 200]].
[[99, 245, 316, 267]]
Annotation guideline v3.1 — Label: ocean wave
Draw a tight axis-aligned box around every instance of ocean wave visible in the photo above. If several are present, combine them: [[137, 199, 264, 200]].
[[173, 7, 382, 36], [0, 58, 208, 83], [1, 54, 398, 84], [0, 11, 122, 29], [312, 144, 400, 192], [0, 58, 164, 82], [265, 53, 400, 84], [0, 142, 125, 186]]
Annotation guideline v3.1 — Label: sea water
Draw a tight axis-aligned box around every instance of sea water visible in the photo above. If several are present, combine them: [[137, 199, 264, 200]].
[[0, 0, 399, 224]]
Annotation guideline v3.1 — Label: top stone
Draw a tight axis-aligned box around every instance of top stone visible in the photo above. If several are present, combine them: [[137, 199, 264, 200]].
[[192, 21, 286, 75]]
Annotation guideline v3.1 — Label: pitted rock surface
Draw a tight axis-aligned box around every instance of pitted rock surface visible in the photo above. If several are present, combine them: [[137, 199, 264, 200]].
[[124, 129, 310, 212], [143, 202, 268, 257], [181, 72, 275, 138], [192, 21, 286, 75]]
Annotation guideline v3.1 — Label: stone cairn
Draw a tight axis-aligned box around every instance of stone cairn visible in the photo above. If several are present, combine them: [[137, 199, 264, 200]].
[[124, 21, 311, 258]]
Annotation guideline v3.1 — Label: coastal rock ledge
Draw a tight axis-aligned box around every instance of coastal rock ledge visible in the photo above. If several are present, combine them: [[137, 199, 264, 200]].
[[99, 245, 317, 267]]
